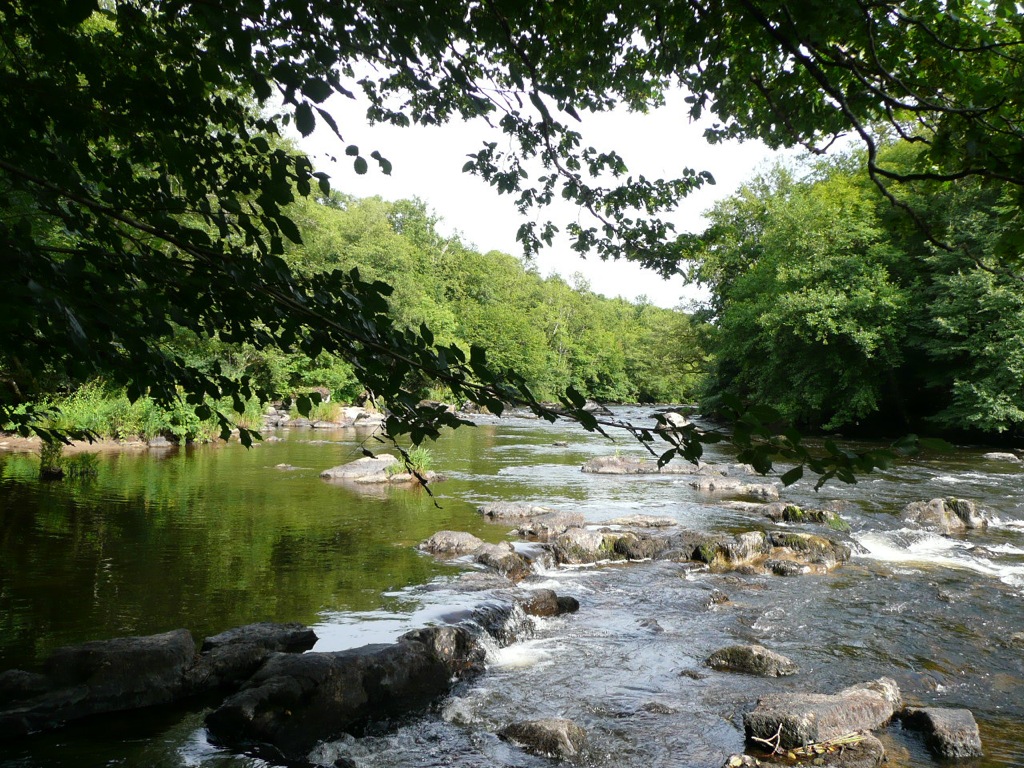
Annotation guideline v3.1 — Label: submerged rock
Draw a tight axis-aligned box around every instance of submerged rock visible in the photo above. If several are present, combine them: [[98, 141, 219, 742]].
[[206, 626, 484, 760], [706, 645, 799, 677], [901, 497, 988, 534], [744, 677, 900, 750], [499, 718, 589, 760], [901, 706, 983, 759], [0, 629, 197, 737]]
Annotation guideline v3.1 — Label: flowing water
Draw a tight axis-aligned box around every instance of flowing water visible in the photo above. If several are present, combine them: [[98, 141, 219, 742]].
[[1, 408, 1023, 766]]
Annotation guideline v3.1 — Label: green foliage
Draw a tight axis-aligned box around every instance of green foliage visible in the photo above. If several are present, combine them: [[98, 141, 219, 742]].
[[388, 446, 433, 476], [64, 452, 101, 479], [689, 146, 1024, 440], [38, 442, 64, 479], [3, 0, 1022, 479]]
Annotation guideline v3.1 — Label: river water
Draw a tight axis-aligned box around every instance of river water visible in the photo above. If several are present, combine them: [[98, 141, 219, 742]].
[[1, 408, 1022, 766]]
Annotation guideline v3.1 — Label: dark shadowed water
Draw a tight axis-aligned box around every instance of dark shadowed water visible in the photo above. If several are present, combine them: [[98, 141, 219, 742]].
[[1, 408, 1023, 766]]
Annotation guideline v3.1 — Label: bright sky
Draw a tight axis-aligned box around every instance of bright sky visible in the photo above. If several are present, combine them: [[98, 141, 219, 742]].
[[300, 91, 780, 308]]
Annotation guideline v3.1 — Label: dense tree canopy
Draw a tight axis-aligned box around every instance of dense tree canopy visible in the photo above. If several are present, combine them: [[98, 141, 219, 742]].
[[690, 145, 1024, 438], [1, 0, 1022, 473]]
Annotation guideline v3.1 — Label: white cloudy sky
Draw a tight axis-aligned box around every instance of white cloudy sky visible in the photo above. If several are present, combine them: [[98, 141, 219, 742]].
[[300, 91, 782, 308]]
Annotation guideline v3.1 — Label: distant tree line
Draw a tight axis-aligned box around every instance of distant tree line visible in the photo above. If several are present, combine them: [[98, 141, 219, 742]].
[[32, 193, 704, 441]]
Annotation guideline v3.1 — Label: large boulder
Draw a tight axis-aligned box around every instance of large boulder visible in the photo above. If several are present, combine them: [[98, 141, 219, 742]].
[[0, 629, 196, 737], [706, 645, 799, 677], [550, 528, 616, 564], [188, 623, 318, 692], [744, 678, 901, 750], [901, 498, 987, 534], [901, 707, 983, 759], [767, 532, 852, 571], [206, 626, 483, 760], [548, 529, 665, 565], [499, 718, 589, 760]]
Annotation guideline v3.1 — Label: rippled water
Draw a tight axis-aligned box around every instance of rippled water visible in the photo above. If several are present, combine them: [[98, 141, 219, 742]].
[[2, 408, 1023, 766]]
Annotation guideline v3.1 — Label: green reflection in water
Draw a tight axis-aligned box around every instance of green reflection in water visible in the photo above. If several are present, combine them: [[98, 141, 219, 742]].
[[0, 430, 533, 670]]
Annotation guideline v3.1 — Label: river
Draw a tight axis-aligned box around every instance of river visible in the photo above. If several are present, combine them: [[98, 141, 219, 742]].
[[1, 408, 1022, 766]]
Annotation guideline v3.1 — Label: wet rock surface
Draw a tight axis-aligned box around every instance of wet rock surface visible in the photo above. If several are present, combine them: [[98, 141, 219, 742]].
[[206, 626, 484, 760], [901, 497, 988, 534], [901, 706, 983, 758], [706, 644, 799, 677], [498, 718, 589, 760], [744, 677, 900, 749]]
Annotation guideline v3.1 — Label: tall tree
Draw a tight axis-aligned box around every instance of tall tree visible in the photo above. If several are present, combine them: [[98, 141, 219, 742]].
[[2, 0, 1021, 466]]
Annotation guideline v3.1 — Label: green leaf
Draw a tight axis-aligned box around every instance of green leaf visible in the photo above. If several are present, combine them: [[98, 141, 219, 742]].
[[565, 386, 587, 409], [371, 150, 393, 174], [295, 102, 316, 136], [780, 465, 804, 486], [276, 214, 303, 244]]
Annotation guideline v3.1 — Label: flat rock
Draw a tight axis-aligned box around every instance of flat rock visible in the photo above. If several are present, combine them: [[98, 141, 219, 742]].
[[581, 456, 695, 475], [706, 644, 799, 677], [601, 514, 677, 528], [200, 622, 317, 654], [901, 706, 983, 758], [499, 718, 589, 760], [515, 511, 585, 539], [320, 455, 399, 480], [982, 451, 1020, 462], [478, 502, 555, 520], [419, 530, 485, 556], [744, 677, 901, 749], [690, 477, 780, 500]]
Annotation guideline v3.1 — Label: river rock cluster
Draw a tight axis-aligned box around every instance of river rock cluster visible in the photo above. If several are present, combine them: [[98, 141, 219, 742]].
[[0, 448, 995, 767]]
